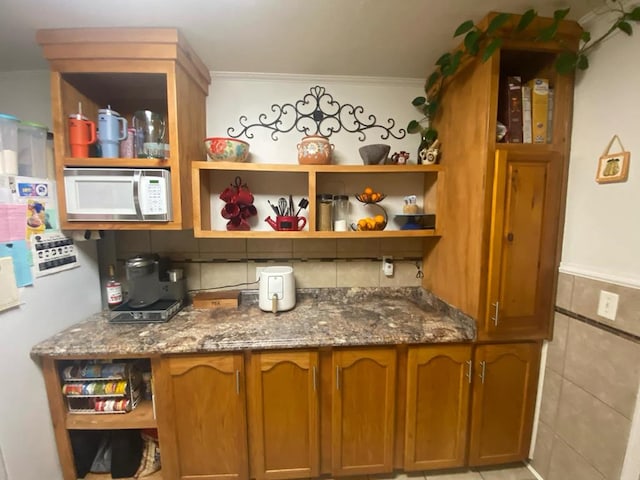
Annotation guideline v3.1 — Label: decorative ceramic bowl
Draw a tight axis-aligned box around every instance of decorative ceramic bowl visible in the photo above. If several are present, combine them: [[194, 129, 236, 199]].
[[359, 144, 390, 165], [297, 135, 334, 164], [204, 137, 250, 162]]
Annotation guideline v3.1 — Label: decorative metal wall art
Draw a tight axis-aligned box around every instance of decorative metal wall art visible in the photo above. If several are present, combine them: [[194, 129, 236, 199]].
[[227, 85, 407, 141]]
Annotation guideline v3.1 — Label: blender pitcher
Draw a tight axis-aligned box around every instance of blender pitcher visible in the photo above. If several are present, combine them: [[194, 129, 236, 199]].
[[133, 110, 166, 159]]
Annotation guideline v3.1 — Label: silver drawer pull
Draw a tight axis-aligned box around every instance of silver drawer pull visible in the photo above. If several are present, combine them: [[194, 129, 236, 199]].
[[491, 301, 500, 326]]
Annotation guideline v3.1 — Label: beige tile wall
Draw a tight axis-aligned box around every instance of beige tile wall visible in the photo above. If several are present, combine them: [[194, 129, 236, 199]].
[[113, 231, 424, 292], [530, 272, 640, 480]]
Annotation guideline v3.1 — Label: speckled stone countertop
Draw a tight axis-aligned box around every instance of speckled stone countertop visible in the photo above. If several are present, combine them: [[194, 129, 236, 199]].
[[31, 288, 476, 358]]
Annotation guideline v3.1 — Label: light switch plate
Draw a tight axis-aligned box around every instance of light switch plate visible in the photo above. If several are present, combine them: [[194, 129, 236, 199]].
[[597, 290, 619, 321]]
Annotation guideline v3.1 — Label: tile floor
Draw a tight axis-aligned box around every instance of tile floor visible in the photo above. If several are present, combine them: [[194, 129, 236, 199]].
[[376, 463, 537, 480]]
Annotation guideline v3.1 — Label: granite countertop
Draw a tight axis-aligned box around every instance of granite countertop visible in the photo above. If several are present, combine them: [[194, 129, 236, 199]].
[[31, 287, 476, 358]]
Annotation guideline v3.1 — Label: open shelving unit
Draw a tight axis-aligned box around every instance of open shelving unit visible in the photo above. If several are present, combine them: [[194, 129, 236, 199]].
[[191, 161, 445, 238]]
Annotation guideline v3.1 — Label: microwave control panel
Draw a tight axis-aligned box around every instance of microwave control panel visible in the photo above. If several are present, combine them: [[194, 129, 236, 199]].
[[31, 232, 79, 277], [140, 176, 168, 215]]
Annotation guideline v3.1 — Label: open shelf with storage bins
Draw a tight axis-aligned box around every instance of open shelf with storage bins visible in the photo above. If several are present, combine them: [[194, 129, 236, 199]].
[[40, 356, 159, 480], [191, 161, 444, 238], [37, 28, 211, 231]]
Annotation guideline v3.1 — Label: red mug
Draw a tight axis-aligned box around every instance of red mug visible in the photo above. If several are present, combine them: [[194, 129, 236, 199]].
[[265, 215, 307, 231], [68, 115, 96, 158]]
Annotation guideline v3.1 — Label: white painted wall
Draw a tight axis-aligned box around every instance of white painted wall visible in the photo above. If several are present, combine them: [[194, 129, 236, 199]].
[[0, 72, 102, 480], [560, 10, 640, 288]]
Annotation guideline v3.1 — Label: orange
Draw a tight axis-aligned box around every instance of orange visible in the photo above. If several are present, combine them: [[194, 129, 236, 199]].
[[363, 187, 373, 195]]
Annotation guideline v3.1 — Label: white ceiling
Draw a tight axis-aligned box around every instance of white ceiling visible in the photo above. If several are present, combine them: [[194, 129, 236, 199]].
[[0, 0, 601, 78]]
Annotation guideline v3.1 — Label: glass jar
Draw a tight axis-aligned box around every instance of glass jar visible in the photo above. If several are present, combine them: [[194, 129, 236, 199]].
[[316, 194, 333, 231], [333, 195, 349, 232]]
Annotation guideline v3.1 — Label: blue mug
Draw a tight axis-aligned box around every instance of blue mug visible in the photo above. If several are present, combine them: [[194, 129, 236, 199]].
[[97, 106, 127, 158]]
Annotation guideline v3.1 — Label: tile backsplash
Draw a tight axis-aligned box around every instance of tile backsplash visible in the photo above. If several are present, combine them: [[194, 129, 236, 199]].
[[113, 230, 425, 291]]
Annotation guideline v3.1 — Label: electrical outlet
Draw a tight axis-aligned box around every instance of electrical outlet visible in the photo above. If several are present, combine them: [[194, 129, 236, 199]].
[[597, 290, 619, 321], [382, 256, 394, 277]]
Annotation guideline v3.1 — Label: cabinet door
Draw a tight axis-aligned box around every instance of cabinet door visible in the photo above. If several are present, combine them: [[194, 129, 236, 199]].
[[468, 342, 541, 466], [331, 347, 396, 475], [404, 345, 472, 470], [247, 350, 319, 480], [159, 354, 248, 480], [485, 149, 563, 339]]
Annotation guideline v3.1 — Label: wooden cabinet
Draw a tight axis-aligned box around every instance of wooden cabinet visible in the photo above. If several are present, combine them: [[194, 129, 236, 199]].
[[404, 345, 472, 470], [192, 162, 442, 238], [468, 342, 541, 466], [246, 350, 320, 480], [37, 28, 210, 230], [154, 353, 248, 480], [331, 347, 397, 476], [422, 13, 582, 340], [485, 150, 563, 339]]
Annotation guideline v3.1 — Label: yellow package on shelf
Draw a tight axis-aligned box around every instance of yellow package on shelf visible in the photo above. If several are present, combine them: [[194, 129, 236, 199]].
[[528, 78, 550, 144]]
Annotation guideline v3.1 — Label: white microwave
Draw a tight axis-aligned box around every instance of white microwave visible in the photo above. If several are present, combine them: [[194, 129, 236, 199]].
[[63, 168, 172, 222]]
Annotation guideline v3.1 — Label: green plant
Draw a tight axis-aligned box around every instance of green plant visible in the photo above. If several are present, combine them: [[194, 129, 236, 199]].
[[407, 1, 640, 144]]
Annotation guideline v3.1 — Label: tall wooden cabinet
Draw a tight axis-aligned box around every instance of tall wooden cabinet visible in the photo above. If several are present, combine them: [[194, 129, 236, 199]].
[[331, 348, 397, 476], [37, 28, 210, 230], [422, 13, 582, 340]]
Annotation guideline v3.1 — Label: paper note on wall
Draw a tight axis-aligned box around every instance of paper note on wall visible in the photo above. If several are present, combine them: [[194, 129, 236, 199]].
[[0, 204, 27, 242], [0, 257, 20, 312], [0, 241, 33, 287]]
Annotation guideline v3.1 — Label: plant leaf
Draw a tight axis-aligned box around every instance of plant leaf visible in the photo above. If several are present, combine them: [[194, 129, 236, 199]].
[[464, 30, 481, 56], [618, 21, 633, 35], [516, 9, 537, 32], [407, 120, 422, 134], [555, 51, 578, 74], [435, 52, 452, 67], [454, 20, 475, 37], [426, 99, 439, 118], [486, 13, 511, 34], [412, 96, 426, 106], [537, 22, 559, 42], [629, 6, 640, 21], [576, 54, 589, 70], [553, 8, 570, 21], [424, 128, 438, 143], [581, 31, 591, 43], [425, 71, 441, 92], [481, 37, 502, 62]]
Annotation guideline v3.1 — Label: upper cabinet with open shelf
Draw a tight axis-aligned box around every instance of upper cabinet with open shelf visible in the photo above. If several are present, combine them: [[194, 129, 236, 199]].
[[37, 28, 211, 230], [191, 162, 444, 238]]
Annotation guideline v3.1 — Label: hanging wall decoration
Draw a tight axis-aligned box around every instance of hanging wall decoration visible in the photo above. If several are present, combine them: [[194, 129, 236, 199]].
[[227, 85, 407, 141], [596, 135, 630, 184]]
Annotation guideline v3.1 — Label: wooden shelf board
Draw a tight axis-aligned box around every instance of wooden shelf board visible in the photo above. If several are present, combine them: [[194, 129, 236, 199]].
[[66, 399, 156, 430], [63, 157, 172, 168], [83, 470, 162, 480], [192, 160, 443, 174], [193, 229, 440, 239]]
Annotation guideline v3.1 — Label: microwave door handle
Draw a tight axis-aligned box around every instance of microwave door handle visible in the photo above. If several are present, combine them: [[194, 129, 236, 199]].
[[133, 170, 144, 219]]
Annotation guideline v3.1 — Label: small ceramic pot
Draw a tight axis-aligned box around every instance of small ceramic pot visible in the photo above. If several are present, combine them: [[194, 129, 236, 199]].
[[297, 135, 334, 164]]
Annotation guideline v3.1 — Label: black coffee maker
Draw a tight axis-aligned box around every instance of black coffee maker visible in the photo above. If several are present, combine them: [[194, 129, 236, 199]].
[[125, 254, 184, 308]]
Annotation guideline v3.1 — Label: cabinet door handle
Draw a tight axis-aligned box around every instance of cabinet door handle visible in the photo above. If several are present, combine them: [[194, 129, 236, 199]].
[[466, 360, 472, 384], [336, 366, 341, 390], [312, 365, 317, 392], [479, 361, 486, 384], [491, 301, 500, 326], [236, 369, 240, 395]]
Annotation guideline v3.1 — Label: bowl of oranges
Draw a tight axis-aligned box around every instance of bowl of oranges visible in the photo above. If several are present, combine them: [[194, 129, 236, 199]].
[[353, 187, 387, 231]]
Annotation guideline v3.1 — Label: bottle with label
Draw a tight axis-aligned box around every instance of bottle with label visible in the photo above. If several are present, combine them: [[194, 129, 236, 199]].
[[105, 264, 123, 308]]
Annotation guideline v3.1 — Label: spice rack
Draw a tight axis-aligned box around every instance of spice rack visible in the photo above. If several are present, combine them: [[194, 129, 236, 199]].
[[61, 361, 142, 414]]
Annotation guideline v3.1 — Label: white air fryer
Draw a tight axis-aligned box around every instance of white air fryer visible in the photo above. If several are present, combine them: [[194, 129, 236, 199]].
[[259, 266, 296, 313]]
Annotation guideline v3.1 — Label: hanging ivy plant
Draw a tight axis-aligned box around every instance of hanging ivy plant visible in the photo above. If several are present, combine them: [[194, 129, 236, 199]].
[[408, 1, 640, 145]]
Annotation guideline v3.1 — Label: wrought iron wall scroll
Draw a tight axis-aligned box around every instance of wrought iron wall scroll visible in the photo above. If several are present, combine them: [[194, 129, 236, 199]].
[[227, 86, 406, 141]]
